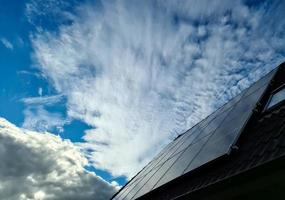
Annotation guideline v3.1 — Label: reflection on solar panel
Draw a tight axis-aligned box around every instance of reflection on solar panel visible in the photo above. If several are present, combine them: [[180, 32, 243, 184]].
[[112, 69, 277, 200]]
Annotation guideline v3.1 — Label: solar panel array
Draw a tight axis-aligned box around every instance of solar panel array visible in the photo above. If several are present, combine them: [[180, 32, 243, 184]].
[[112, 69, 276, 200]]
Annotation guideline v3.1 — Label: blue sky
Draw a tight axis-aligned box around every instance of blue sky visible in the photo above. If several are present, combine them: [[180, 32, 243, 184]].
[[0, 0, 284, 199], [0, 0, 126, 187]]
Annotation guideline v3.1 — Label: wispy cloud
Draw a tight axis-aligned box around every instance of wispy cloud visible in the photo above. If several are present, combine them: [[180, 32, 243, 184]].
[[38, 87, 43, 96], [17, 70, 42, 78], [0, 38, 13, 50], [0, 117, 116, 200], [21, 95, 68, 132], [22, 105, 69, 133], [22, 94, 63, 106], [29, 0, 285, 178]]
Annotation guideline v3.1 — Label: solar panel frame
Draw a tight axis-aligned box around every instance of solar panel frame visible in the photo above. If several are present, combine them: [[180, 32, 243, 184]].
[[153, 134, 212, 190], [112, 68, 278, 200], [129, 104, 236, 198], [183, 69, 277, 175], [123, 167, 159, 200], [228, 68, 277, 149], [184, 128, 239, 174], [132, 153, 182, 198]]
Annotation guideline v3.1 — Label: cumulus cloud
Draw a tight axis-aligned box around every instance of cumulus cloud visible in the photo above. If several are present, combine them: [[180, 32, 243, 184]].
[[0, 117, 116, 200], [29, 0, 285, 178]]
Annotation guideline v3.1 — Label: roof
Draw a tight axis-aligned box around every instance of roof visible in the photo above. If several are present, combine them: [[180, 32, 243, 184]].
[[140, 104, 285, 200], [112, 62, 285, 200]]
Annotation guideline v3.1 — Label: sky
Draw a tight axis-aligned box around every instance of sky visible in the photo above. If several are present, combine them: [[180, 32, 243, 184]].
[[0, 0, 284, 199]]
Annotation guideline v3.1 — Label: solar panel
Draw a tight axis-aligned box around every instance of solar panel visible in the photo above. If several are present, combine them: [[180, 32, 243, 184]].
[[153, 135, 211, 190], [113, 68, 277, 200]]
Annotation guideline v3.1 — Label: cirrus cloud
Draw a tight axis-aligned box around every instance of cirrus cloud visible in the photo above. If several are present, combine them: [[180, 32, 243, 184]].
[[29, 0, 285, 179], [0, 38, 13, 50]]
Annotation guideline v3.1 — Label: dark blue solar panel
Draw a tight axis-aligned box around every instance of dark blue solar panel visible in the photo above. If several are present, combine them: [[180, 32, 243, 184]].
[[154, 135, 211, 189], [184, 128, 239, 173], [133, 153, 182, 198], [112, 68, 276, 200], [123, 168, 158, 200]]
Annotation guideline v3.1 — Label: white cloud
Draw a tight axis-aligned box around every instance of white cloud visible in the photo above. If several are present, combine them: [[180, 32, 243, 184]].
[[22, 105, 69, 133], [30, 0, 285, 179], [110, 181, 121, 191], [0, 117, 116, 200], [22, 95, 63, 106], [0, 38, 13, 50], [25, 0, 75, 25], [34, 191, 45, 200], [21, 95, 68, 132], [38, 87, 43, 96], [17, 70, 42, 78]]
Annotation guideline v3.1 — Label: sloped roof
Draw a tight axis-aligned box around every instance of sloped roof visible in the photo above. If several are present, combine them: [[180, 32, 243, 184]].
[[139, 104, 285, 200], [112, 65, 282, 200]]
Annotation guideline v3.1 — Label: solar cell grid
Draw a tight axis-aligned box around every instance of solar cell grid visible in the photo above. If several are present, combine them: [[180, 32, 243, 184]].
[[123, 167, 159, 200], [216, 90, 245, 113], [117, 184, 135, 199], [113, 68, 276, 200], [154, 132, 200, 167], [244, 69, 276, 97], [133, 129, 196, 183], [168, 98, 236, 160], [133, 154, 181, 198], [144, 127, 200, 171], [194, 108, 231, 142], [119, 94, 241, 199], [135, 135, 185, 179], [184, 128, 239, 174], [217, 85, 267, 138], [154, 134, 212, 190], [148, 138, 183, 169], [170, 128, 202, 155]]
